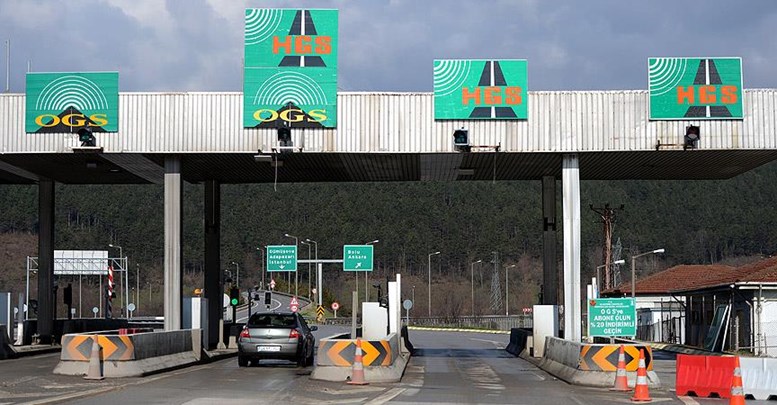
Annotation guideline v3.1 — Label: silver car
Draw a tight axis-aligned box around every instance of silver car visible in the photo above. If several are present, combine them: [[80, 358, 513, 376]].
[[237, 312, 317, 367]]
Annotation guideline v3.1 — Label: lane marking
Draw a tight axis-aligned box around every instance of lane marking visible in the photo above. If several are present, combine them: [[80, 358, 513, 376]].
[[364, 388, 406, 405], [678, 396, 700, 405]]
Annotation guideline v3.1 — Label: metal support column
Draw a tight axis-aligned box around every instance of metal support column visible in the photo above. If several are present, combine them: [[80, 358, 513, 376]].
[[562, 154, 581, 341], [164, 156, 183, 330], [542, 175, 558, 306], [204, 179, 221, 349], [37, 179, 55, 344]]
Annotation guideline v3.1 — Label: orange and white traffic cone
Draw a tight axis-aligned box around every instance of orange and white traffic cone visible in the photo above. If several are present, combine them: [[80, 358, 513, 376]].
[[611, 345, 630, 392], [730, 356, 746, 405], [83, 336, 104, 380], [347, 338, 369, 385], [631, 349, 651, 402]]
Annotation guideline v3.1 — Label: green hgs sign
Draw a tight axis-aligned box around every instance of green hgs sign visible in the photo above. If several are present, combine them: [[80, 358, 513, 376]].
[[434, 59, 527, 120], [648, 57, 743, 120], [25, 72, 119, 133], [588, 298, 637, 337], [244, 9, 338, 129]]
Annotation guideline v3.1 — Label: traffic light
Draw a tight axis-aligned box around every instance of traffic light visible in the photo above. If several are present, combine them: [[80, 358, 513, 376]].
[[63, 284, 72, 306], [453, 128, 470, 152], [30, 299, 38, 315], [684, 125, 700, 150], [277, 126, 293, 150], [264, 291, 272, 306], [230, 287, 240, 306], [78, 127, 96, 147]]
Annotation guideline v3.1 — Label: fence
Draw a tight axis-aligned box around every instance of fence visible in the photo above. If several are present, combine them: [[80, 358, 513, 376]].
[[324, 315, 532, 331], [636, 315, 684, 344]]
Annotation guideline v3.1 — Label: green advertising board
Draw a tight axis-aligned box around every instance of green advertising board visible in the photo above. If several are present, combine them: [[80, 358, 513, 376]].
[[244, 8, 338, 128], [25, 72, 119, 133], [343, 245, 373, 272], [434, 59, 527, 120], [649, 57, 743, 120], [266, 245, 297, 272], [588, 298, 636, 337]]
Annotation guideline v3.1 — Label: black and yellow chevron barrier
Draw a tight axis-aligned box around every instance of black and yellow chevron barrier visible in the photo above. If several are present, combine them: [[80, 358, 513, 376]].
[[578, 344, 652, 371], [61, 334, 135, 361], [317, 339, 392, 367]]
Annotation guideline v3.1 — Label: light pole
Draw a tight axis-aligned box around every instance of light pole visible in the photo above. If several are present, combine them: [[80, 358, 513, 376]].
[[301, 240, 312, 299], [471, 260, 482, 316], [631, 249, 665, 299], [428, 251, 440, 317], [284, 234, 298, 296], [365, 239, 379, 301], [136, 263, 140, 312], [230, 261, 240, 289], [108, 243, 124, 316], [595, 259, 625, 297], [256, 247, 266, 290], [504, 264, 516, 316], [305, 239, 318, 305]]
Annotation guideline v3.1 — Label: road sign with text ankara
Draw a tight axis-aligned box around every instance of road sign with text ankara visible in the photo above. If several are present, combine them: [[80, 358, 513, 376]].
[[588, 298, 636, 337], [343, 245, 373, 271], [266, 245, 297, 272]]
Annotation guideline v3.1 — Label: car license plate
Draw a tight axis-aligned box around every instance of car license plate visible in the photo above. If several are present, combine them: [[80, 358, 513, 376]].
[[257, 345, 281, 352]]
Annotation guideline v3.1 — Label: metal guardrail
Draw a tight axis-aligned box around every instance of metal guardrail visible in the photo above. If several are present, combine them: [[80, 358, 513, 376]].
[[323, 315, 532, 331]]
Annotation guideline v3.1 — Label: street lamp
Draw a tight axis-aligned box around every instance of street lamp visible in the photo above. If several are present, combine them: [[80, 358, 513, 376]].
[[471, 260, 482, 316], [284, 234, 298, 296], [305, 239, 318, 305], [301, 241, 312, 299], [505, 264, 516, 316], [256, 247, 266, 290], [230, 261, 240, 289], [365, 239, 379, 301], [631, 249, 665, 299], [595, 259, 625, 297], [428, 251, 440, 317]]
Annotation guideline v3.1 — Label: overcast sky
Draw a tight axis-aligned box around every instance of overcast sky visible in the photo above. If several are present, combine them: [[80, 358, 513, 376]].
[[2, 0, 776, 93]]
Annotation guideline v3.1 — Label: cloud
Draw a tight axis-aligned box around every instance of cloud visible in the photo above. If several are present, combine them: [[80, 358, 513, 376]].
[[1, 0, 775, 92]]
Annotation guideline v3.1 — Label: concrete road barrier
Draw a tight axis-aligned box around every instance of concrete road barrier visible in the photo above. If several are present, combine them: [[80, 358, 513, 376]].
[[55, 329, 201, 377], [505, 328, 532, 357], [0, 325, 13, 360], [538, 337, 660, 388], [311, 333, 408, 382], [740, 357, 777, 400]]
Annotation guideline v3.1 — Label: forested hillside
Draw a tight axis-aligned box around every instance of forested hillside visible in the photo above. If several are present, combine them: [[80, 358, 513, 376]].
[[1, 159, 776, 316]]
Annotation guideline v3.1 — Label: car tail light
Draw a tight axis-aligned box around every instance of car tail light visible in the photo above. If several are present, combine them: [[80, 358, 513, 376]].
[[239, 327, 250, 339], [289, 329, 300, 339]]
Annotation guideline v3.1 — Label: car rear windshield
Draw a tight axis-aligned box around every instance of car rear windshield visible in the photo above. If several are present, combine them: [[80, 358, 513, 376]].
[[248, 314, 296, 328]]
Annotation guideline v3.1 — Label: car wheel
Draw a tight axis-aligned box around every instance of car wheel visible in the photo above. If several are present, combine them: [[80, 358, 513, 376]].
[[238, 356, 249, 367]]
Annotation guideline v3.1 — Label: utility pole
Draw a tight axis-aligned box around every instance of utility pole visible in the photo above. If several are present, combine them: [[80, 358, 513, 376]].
[[590, 203, 624, 290], [4, 40, 9, 93], [489, 251, 502, 313]]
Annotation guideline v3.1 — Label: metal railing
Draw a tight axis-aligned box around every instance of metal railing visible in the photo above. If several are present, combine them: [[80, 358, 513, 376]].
[[323, 315, 531, 331]]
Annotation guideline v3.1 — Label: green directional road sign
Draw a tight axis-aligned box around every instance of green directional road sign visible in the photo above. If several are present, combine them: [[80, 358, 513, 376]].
[[266, 245, 297, 272], [343, 245, 373, 271], [588, 298, 636, 337]]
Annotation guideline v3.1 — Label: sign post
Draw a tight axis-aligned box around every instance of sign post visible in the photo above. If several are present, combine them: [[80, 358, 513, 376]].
[[587, 298, 637, 338], [331, 301, 339, 318]]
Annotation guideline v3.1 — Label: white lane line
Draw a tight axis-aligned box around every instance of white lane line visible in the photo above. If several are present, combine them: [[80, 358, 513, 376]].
[[678, 396, 700, 405], [569, 396, 587, 405], [364, 387, 406, 405]]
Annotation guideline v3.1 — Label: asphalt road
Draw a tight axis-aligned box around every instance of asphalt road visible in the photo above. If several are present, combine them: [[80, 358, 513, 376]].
[[1, 328, 773, 405]]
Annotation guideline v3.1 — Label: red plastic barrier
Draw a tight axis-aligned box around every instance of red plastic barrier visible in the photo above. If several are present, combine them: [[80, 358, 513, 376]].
[[676, 354, 738, 398]]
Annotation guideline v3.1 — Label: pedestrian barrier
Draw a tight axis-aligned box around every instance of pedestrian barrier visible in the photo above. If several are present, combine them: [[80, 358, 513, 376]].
[[55, 329, 200, 377], [311, 333, 408, 383], [675, 354, 737, 398], [538, 337, 660, 388], [740, 356, 777, 400]]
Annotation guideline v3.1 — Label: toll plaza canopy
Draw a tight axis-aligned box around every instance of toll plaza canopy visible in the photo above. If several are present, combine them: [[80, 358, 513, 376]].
[[2, 90, 777, 185], [3, 89, 777, 344]]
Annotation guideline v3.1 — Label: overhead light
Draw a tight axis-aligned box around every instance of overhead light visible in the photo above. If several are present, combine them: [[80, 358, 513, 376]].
[[684, 125, 700, 150], [86, 161, 98, 169], [458, 168, 475, 176], [254, 155, 273, 163], [109, 168, 121, 173]]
